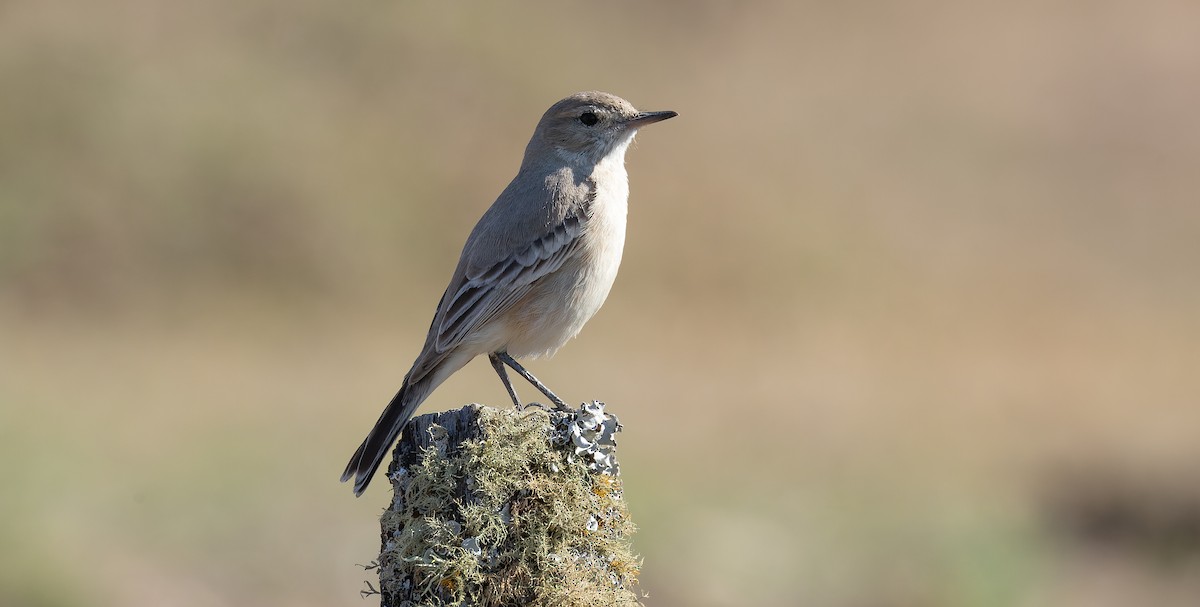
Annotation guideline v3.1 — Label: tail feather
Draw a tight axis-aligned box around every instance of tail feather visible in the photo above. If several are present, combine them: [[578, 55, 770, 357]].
[[342, 374, 436, 496]]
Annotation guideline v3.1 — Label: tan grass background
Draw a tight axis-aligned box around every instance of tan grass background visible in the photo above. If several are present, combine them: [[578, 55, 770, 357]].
[[3, 1, 1199, 606]]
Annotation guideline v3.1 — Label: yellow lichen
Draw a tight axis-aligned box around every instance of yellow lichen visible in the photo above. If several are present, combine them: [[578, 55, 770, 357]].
[[375, 404, 641, 607]]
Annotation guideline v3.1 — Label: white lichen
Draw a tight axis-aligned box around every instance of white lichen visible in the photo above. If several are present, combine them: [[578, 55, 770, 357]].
[[553, 400, 623, 476]]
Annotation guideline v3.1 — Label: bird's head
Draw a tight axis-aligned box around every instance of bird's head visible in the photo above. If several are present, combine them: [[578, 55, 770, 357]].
[[527, 91, 676, 168]]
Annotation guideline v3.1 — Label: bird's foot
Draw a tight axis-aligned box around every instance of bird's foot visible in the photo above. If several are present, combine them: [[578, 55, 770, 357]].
[[516, 401, 550, 412], [516, 400, 574, 413]]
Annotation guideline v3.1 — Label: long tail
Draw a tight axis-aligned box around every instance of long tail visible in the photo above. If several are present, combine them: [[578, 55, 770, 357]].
[[340, 372, 438, 496]]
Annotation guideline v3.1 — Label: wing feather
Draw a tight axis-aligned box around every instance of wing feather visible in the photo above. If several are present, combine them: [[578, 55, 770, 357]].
[[433, 213, 586, 353]]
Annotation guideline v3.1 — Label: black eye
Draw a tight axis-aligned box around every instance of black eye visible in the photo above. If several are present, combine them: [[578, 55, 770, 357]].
[[579, 111, 599, 126]]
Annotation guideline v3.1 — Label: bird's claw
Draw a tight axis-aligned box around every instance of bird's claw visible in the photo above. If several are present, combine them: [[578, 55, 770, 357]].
[[516, 400, 574, 413]]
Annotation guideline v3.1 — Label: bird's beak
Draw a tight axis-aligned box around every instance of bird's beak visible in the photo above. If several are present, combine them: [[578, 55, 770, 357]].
[[626, 110, 678, 128]]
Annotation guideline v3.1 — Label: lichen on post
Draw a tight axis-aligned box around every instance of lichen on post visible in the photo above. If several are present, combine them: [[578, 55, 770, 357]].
[[373, 401, 641, 607]]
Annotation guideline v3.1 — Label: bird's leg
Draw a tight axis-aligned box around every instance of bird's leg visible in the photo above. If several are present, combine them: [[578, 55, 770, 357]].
[[496, 352, 571, 411], [488, 353, 522, 409]]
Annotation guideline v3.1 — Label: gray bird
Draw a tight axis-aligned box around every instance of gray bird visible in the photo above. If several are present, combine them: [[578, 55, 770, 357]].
[[341, 91, 676, 495]]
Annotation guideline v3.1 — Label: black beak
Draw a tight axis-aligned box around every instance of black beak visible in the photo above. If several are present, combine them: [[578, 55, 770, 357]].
[[626, 110, 678, 128]]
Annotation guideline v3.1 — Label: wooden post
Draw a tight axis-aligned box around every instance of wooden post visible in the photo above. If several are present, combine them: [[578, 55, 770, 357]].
[[371, 402, 641, 607]]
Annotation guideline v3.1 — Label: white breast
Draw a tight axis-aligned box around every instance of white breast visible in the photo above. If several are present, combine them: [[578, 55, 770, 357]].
[[504, 137, 633, 359], [575, 148, 630, 317]]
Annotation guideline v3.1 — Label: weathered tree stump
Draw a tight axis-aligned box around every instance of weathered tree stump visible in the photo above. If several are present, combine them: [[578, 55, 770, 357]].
[[372, 402, 640, 607]]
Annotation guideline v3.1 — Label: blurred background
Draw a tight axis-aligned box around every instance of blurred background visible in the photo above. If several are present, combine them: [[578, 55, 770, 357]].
[[2, 1, 1199, 605]]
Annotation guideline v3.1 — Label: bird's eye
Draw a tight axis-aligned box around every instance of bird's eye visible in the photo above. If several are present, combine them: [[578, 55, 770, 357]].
[[578, 111, 599, 126]]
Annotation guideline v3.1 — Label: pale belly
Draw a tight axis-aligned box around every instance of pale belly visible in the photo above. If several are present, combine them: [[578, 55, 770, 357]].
[[501, 184, 628, 357]]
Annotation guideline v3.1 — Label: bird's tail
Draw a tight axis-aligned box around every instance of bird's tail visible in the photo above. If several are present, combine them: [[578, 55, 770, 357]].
[[341, 372, 437, 496]]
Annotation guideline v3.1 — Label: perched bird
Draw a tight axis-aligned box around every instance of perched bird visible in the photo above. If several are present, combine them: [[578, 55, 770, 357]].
[[341, 91, 676, 495]]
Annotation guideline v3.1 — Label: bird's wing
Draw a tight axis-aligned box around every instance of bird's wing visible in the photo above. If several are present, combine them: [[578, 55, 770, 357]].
[[403, 168, 597, 384], [431, 211, 586, 355]]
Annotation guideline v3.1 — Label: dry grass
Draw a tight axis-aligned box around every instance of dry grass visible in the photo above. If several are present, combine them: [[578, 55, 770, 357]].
[[3, 1, 1199, 606]]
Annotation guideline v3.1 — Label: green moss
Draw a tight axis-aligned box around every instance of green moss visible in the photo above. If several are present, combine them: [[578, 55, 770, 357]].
[[378, 405, 641, 607]]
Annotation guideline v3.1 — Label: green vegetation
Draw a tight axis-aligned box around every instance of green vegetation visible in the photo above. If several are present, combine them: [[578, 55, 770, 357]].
[[379, 406, 638, 606]]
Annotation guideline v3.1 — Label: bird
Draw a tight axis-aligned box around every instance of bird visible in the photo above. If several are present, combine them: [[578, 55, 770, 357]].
[[341, 91, 676, 495]]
